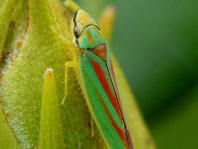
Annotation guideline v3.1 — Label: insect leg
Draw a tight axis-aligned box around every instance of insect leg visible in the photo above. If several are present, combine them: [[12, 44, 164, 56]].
[[61, 61, 75, 105]]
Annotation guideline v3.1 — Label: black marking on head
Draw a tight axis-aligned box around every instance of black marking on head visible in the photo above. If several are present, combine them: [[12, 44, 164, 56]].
[[72, 9, 100, 42], [73, 26, 80, 38], [73, 9, 80, 25], [75, 39, 79, 45], [85, 24, 100, 31], [73, 9, 82, 38]]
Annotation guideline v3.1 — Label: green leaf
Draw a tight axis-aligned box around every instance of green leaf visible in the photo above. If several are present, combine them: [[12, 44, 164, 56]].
[[39, 68, 65, 149], [0, 0, 104, 148], [0, 0, 154, 148], [0, 0, 17, 58], [0, 104, 21, 149]]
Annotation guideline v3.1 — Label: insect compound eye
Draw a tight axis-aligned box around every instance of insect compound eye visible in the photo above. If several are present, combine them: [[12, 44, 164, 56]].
[[74, 26, 80, 38]]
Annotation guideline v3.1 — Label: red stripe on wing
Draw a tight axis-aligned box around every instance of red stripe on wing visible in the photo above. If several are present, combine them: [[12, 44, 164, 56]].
[[89, 59, 123, 121], [96, 90, 129, 147], [89, 58, 131, 145]]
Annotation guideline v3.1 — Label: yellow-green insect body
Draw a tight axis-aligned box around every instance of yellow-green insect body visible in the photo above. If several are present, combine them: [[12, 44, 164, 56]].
[[69, 9, 134, 149]]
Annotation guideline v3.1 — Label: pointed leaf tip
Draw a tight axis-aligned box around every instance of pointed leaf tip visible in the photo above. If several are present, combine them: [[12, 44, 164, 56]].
[[39, 68, 65, 149], [44, 68, 54, 77]]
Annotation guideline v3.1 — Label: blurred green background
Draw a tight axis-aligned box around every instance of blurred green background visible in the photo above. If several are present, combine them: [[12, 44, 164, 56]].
[[74, 0, 198, 148]]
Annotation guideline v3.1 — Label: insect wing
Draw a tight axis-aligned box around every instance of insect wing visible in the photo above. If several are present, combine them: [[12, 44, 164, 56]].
[[78, 50, 130, 149]]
